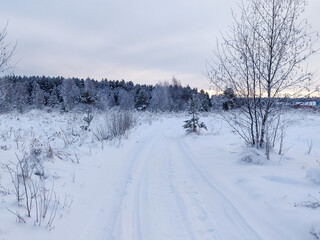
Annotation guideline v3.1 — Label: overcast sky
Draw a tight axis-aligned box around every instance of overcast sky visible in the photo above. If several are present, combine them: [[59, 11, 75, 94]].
[[1, 0, 320, 90]]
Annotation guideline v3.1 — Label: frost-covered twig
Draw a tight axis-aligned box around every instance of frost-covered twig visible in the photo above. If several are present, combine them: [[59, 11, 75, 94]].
[[7, 208, 26, 223]]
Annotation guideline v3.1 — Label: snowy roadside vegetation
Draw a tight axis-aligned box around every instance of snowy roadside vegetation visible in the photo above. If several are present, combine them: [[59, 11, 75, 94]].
[[0, 109, 319, 239], [0, 109, 139, 238]]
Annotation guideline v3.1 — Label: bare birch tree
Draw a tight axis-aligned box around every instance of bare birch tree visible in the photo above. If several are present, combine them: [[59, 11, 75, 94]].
[[207, 0, 318, 149], [0, 24, 15, 74]]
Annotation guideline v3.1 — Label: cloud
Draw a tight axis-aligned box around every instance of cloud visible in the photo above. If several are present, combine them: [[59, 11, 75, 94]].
[[0, 0, 319, 90]]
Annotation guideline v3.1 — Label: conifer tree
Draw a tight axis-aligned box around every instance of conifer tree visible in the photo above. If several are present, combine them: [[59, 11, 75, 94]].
[[48, 86, 60, 108], [31, 81, 45, 109], [183, 95, 207, 134]]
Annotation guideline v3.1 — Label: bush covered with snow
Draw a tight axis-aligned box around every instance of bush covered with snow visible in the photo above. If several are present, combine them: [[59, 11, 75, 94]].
[[93, 110, 137, 143], [240, 148, 267, 165]]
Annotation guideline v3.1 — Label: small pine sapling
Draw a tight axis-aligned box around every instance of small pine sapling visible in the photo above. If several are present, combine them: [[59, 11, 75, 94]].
[[183, 95, 207, 134], [81, 111, 94, 131]]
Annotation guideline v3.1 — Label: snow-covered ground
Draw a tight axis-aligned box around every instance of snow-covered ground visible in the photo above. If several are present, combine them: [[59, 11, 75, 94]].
[[0, 110, 320, 240]]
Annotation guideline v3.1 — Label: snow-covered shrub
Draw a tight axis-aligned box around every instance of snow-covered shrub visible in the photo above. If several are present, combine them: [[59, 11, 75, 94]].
[[108, 111, 137, 139], [93, 111, 137, 143], [43, 142, 54, 159], [240, 148, 266, 165], [294, 201, 320, 209], [31, 180, 60, 228], [80, 111, 94, 131], [7, 153, 38, 217], [3, 162, 23, 202], [57, 129, 77, 147], [29, 138, 46, 177], [4, 150, 64, 228], [93, 124, 109, 142]]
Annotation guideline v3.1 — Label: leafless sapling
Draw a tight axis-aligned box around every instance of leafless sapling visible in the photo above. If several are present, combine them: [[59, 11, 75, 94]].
[[207, 0, 318, 153]]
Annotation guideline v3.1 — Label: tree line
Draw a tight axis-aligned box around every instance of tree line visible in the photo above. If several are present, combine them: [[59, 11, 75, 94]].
[[0, 75, 212, 113]]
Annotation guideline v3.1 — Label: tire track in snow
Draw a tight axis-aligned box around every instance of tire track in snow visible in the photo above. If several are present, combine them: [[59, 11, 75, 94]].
[[110, 122, 255, 240], [108, 130, 160, 240], [174, 138, 261, 239], [167, 140, 197, 240], [110, 127, 202, 240], [139, 133, 198, 240], [168, 138, 223, 240]]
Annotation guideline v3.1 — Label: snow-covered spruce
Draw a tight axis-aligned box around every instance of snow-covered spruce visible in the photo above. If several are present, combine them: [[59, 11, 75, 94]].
[[183, 95, 207, 134]]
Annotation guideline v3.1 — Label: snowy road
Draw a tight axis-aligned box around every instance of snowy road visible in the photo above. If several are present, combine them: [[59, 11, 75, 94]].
[[110, 130, 260, 239], [71, 117, 314, 240], [79, 119, 265, 240]]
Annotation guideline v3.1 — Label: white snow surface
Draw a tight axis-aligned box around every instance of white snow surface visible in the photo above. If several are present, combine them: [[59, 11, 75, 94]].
[[0, 109, 320, 240], [306, 168, 320, 185]]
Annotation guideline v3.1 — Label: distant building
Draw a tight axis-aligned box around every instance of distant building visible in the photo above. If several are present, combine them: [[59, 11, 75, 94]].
[[294, 101, 319, 109]]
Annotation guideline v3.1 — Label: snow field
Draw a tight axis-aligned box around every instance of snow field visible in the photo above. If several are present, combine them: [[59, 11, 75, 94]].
[[0, 109, 319, 239]]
